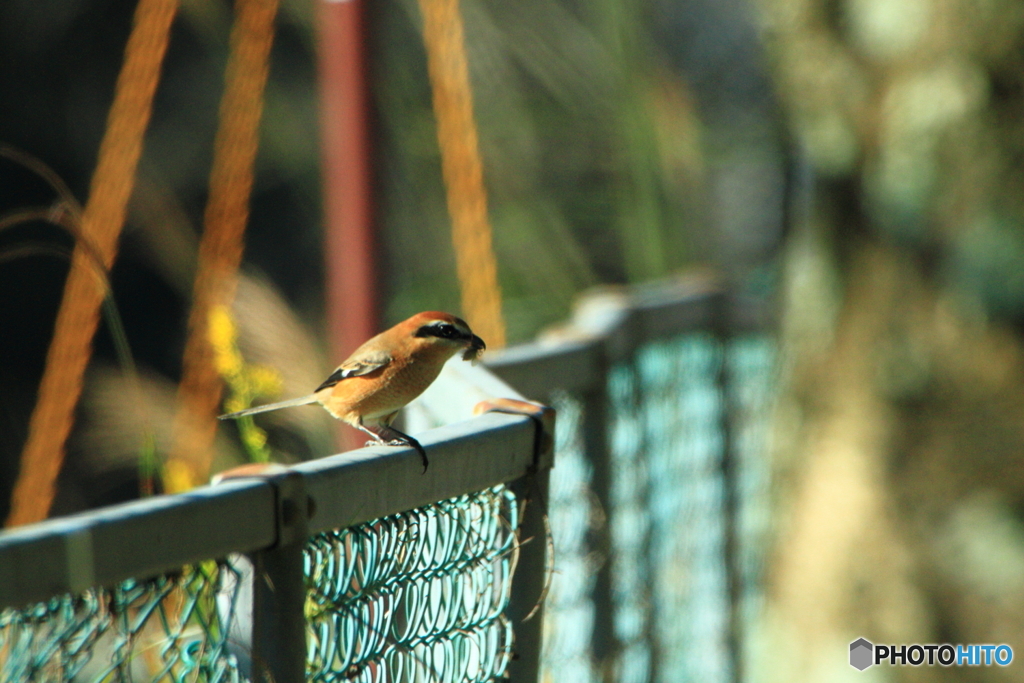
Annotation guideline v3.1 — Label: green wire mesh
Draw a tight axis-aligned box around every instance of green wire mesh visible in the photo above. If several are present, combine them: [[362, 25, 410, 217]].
[[0, 561, 244, 683], [0, 486, 521, 683], [304, 485, 520, 683]]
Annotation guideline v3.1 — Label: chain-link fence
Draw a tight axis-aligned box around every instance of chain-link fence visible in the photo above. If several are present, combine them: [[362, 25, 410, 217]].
[[0, 562, 241, 682], [0, 484, 526, 683], [303, 486, 520, 682], [1, 281, 773, 683], [525, 337, 773, 683]]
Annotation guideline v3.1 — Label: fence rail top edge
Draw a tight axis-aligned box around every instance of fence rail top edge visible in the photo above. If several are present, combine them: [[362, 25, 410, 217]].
[[0, 410, 542, 611]]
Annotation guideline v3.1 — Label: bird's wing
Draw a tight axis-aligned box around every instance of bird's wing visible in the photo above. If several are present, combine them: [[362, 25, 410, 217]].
[[314, 351, 392, 392]]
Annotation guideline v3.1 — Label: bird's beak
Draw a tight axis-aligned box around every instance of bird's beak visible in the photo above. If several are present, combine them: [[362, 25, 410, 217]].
[[462, 334, 486, 362]]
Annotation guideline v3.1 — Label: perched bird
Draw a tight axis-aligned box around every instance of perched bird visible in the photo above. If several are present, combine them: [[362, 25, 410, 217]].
[[219, 312, 485, 470]]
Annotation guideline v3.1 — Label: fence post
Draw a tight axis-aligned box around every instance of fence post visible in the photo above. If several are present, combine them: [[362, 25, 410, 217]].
[[582, 380, 617, 682], [714, 292, 742, 683], [506, 405, 556, 683], [249, 470, 309, 683], [506, 469, 550, 683]]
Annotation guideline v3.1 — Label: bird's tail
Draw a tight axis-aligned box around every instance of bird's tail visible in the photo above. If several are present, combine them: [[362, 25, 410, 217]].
[[218, 394, 319, 420]]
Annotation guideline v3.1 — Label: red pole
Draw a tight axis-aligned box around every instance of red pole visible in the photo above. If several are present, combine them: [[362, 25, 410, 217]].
[[317, 0, 376, 451]]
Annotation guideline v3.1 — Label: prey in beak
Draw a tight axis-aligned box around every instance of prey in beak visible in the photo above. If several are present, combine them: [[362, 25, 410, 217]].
[[462, 334, 486, 362]]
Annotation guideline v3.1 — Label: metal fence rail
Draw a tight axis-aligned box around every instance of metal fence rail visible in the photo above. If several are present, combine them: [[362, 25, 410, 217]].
[[0, 363, 554, 683]]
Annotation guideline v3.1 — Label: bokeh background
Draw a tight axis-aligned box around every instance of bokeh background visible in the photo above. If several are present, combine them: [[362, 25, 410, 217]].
[[2, 0, 1024, 680]]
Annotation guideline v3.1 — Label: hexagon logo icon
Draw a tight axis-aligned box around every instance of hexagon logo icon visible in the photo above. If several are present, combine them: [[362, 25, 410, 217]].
[[850, 638, 874, 671]]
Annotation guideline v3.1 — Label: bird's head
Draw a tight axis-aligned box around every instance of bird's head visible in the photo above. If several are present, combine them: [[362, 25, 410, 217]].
[[408, 312, 486, 361]]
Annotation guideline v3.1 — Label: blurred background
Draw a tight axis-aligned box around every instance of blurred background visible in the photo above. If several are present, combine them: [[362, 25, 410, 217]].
[[1, 0, 1023, 680]]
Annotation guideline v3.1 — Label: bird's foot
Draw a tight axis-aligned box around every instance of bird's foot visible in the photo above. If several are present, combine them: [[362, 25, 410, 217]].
[[365, 436, 429, 473]]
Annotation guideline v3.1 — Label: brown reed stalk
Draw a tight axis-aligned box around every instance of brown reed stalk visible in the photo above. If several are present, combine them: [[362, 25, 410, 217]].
[[165, 0, 279, 492], [5, 0, 179, 528], [418, 0, 506, 349]]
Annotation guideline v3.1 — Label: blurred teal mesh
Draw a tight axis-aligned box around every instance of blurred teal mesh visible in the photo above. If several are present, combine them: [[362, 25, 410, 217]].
[[636, 335, 728, 683], [540, 392, 597, 683], [0, 561, 244, 682], [304, 485, 520, 683], [539, 333, 774, 683], [608, 353, 654, 683], [724, 336, 774, 670]]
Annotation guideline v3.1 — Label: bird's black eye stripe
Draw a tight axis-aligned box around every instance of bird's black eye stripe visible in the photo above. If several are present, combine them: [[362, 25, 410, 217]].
[[415, 322, 464, 340], [436, 323, 459, 338]]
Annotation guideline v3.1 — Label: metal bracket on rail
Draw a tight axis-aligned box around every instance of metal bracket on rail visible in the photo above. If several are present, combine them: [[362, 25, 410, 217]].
[[473, 397, 556, 472], [211, 463, 309, 549]]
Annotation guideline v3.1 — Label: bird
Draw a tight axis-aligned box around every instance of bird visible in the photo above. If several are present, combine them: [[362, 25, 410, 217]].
[[218, 312, 485, 471]]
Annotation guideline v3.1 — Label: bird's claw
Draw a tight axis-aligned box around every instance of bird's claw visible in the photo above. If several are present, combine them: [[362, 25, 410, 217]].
[[365, 437, 429, 473], [410, 440, 429, 474]]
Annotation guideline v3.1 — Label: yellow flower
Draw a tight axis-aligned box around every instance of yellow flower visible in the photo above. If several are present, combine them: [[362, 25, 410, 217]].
[[209, 305, 279, 464], [163, 459, 197, 494], [209, 305, 243, 376], [248, 365, 283, 397]]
